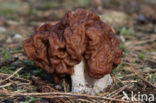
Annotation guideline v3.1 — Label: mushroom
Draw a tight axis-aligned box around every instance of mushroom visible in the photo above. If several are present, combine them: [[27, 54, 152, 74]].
[[23, 9, 122, 95]]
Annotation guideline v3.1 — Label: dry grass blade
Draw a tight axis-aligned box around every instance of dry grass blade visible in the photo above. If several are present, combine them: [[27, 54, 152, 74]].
[[108, 85, 128, 98], [0, 57, 18, 67], [0, 73, 31, 83], [119, 69, 156, 79], [130, 66, 156, 88], [0, 82, 12, 88], [0, 67, 23, 85], [1, 91, 131, 103], [31, 76, 69, 103]]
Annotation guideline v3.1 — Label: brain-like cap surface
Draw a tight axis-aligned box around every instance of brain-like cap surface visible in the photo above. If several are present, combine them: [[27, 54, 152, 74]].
[[23, 9, 122, 83]]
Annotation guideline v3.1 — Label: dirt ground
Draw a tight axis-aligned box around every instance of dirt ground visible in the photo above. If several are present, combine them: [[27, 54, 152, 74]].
[[0, 0, 156, 103]]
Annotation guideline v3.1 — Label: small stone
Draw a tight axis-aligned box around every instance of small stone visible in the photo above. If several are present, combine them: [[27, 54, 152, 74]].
[[141, 5, 156, 20], [137, 14, 147, 23], [55, 85, 62, 90], [100, 11, 129, 29], [6, 37, 12, 43], [13, 34, 23, 41], [7, 20, 19, 26], [0, 27, 6, 32]]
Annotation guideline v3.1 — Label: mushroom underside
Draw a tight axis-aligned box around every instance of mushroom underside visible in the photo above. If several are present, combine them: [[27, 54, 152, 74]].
[[71, 58, 113, 95]]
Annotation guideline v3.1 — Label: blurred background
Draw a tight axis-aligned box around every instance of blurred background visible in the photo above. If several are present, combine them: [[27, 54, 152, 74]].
[[0, 0, 156, 103], [0, 0, 156, 35], [0, 0, 156, 43]]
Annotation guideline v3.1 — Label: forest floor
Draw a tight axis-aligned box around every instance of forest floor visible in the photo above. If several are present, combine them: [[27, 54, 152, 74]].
[[0, 0, 156, 103]]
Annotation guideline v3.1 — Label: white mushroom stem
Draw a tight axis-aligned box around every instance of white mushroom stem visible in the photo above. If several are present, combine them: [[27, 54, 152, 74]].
[[92, 74, 113, 95], [71, 59, 113, 95], [71, 59, 92, 94]]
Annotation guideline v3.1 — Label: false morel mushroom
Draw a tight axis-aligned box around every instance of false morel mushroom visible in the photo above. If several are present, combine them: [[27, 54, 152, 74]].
[[23, 9, 122, 95]]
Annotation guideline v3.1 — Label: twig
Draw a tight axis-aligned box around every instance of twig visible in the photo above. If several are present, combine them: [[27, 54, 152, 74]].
[[0, 73, 31, 83], [122, 80, 137, 83], [119, 69, 156, 79], [0, 82, 12, 88], [2, 91, 131, 103], [109, 85, 128, 98], [75, 98, 93, 103], [115, 76, 125, 85], [0, 67, 23, 85], [130, 66, 156, 88], [0, 96, 12, 102], [106, 84, 128, 97], [38, 95, 93, 102], [31, 76, 68, 103]]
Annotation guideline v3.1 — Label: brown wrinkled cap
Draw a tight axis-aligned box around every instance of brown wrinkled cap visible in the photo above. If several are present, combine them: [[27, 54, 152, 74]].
[[23, 9, 122, 83]]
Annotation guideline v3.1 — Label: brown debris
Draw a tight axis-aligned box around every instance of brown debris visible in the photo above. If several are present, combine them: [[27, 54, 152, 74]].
[[0, 57, 18, 67], [31, 76, 69, 103]]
